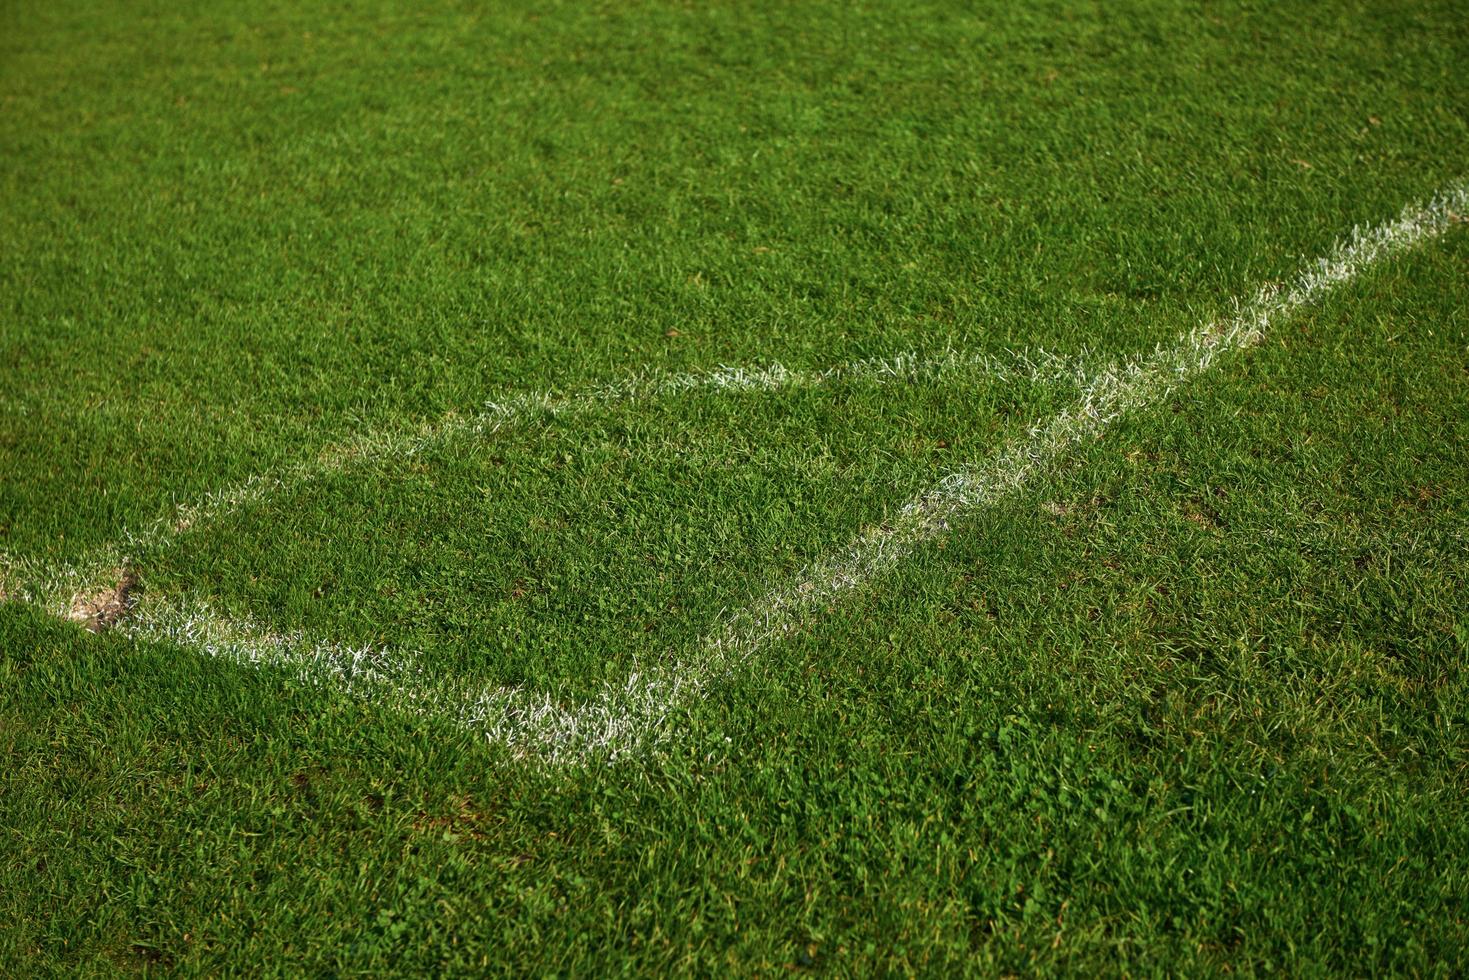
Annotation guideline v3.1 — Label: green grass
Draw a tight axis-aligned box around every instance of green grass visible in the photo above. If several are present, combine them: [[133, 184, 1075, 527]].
[[2, 0, 1468, 972]]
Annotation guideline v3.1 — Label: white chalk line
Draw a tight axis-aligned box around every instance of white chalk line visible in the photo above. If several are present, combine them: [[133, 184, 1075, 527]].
[[0, 343, 1096, 611], [4, 180, 1465, 766], [60, 348, 1092, 570], [159, 345, 1093, 541]]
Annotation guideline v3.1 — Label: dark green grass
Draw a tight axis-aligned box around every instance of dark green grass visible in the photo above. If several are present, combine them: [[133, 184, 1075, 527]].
[[3, 0, 1468, 973]]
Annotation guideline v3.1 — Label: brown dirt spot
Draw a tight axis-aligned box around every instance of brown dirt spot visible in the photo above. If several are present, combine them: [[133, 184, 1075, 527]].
[[68, 567, 140, 633], [1181, 504, 1220, 531], [126, 943, 174, 969], [413, 794, 492, 841]]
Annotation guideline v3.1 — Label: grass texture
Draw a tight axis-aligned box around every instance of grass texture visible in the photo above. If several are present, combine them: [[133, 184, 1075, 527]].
[[2, 0, 1467, 972]]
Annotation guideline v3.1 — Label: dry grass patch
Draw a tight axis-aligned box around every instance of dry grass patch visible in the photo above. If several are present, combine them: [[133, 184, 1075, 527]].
[[67, 567, 140, 633]]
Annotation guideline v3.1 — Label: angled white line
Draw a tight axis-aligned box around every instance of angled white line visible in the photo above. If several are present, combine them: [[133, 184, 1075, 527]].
[[2, 344, 1090, 612], [427, 180, 1469, 762], [3, 345, 1092, 596], [4, 181, 1465, 767], [158, 346, 1091, 543], [146, 345, 1092, 549]]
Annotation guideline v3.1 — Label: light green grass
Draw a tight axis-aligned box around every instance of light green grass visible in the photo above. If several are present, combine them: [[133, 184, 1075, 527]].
[[2, 0, 1467, 973]]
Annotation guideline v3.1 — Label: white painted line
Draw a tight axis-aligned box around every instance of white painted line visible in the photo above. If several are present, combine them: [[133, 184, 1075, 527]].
[[429, 179, 1469, 762], [4, 180, 1465, 767], [1, 344, 1091, 611], [157, 346, 1091, 543]]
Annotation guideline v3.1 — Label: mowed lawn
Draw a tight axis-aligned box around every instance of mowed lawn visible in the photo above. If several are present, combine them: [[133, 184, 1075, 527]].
[[2, 0, 1467, 973]]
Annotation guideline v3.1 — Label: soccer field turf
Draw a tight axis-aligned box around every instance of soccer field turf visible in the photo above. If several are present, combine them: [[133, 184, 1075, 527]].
[[3, 0, 1467, 972]]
